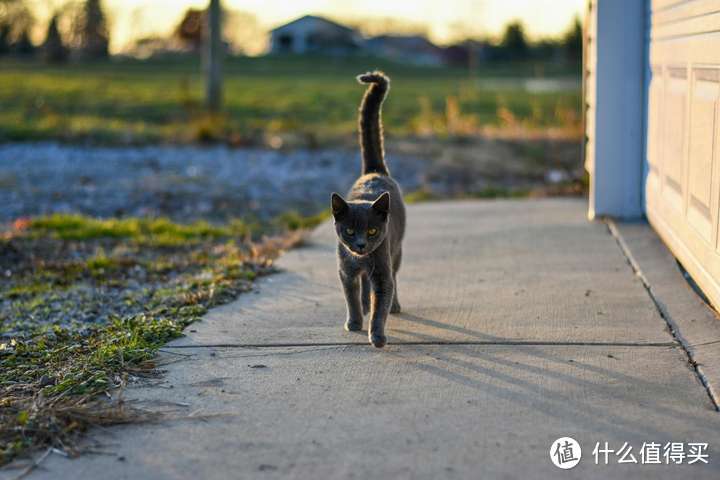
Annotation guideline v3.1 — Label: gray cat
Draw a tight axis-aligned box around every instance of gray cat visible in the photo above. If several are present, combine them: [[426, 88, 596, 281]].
[[331, 71, 406, 348]]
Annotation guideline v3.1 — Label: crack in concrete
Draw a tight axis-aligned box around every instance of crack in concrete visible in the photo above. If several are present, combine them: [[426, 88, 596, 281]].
[[165, 340, 677, 349], [606, 220, 720, 412]]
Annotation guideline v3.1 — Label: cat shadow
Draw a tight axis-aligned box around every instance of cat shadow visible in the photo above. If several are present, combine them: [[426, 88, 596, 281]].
[[389, 312, 719, 435]]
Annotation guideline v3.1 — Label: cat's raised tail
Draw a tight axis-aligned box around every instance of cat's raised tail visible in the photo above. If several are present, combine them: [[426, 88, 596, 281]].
[[357, 71, 390, 175]]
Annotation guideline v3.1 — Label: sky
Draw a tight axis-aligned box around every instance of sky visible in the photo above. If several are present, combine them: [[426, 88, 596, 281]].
[[32, 0, 586, 54]]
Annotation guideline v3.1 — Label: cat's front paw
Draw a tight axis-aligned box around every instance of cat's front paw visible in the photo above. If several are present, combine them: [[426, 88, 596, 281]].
[[344, 318, 363, 332], [369, 332, 387, 348], [390, 300, 401, 314]]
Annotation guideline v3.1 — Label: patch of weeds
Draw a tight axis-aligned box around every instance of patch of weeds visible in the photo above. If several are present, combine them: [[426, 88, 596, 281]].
[[0, 213, 313, 466], [405, 182, 585, 204], [0, 315, 184, 462], [275, 210, 330, 231], [404, 189, 439, 204], [403, 187, 530, 204], [85, 251, 124, 279], [526, 179, 586, 198], [3, 282, 54, 299], [191, 113, 229, 143], [27, 214, 244, 247]]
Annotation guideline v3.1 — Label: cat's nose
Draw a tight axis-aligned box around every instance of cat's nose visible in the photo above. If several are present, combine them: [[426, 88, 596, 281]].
[[356, 241, 366, 250]]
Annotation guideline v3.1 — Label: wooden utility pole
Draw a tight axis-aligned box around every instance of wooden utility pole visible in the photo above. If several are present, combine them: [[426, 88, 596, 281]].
[[205, 0, 223, 112], [467, 41, 477, 80]]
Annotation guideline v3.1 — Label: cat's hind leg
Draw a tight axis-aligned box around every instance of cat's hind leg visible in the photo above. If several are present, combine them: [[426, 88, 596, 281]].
[[390, 248, 402, 314]]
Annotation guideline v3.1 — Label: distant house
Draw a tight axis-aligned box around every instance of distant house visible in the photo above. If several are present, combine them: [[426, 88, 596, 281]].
[[365, 35, 444, 66], [269, 15, 361, 55]]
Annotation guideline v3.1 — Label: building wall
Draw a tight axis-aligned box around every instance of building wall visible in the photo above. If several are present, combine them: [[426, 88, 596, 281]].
[[271, 20, 316, 54], [587, 0, 720, 308], [585, 0, 647, 219], [645, 0, 720, 309]]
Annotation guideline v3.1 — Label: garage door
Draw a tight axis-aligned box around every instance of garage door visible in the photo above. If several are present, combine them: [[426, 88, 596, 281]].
[[645, 0, 720, 308]]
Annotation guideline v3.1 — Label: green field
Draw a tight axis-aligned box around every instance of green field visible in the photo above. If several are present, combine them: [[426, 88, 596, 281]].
[[0, 55, 581, 144]]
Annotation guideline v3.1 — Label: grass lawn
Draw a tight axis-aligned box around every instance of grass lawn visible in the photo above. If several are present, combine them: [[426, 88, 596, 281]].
[[0, 55, 581, 144]]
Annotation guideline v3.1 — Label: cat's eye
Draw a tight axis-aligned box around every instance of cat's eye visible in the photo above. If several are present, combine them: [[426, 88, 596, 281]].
[[345, 228, 355, 235], [368, 228, 378, 236]]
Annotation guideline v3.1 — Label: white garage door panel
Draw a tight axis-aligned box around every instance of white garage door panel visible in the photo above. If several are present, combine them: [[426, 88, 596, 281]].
[[653, 11, 720, 39], [662, 69, 687, 214], [646, 6, 720, 308], [687, 70, 718, 243], [653, 0, 720, 24], [651, 0, 680, 11]]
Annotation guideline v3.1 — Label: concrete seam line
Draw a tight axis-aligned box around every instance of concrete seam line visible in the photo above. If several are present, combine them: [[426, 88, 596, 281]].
[[606, 220, 720, 412], [165, 341, 678, 349]]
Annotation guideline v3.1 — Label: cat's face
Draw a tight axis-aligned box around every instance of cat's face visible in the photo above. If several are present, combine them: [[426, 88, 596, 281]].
[[331, 192, 390, 256]]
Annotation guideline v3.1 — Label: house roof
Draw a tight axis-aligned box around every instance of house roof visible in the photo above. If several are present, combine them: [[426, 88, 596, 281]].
[[270, 15, 355, 34]]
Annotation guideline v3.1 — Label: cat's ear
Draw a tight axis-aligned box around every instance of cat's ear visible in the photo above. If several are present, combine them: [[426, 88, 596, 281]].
[[331, 193, 348, 218], [372, 192, 390, 216]]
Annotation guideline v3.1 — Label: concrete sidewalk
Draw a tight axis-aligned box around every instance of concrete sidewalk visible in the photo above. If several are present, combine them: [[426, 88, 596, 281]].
[[13, 198, 720, 479]]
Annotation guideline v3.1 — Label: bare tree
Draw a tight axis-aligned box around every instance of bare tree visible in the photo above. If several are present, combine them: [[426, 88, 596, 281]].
[[204, 0, 223, 112], [175, 8, 204, 52]]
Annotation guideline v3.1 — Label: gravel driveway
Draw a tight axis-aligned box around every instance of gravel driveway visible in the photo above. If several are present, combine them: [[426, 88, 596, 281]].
[[0, 137, 582, 223], [0, 143, 428, 223]]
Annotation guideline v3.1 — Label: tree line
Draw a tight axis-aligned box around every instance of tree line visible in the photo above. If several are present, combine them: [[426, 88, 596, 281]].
[[0, 0, 582, 65], [0, 0, 108, 62], [486, 19, 581, 63]]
